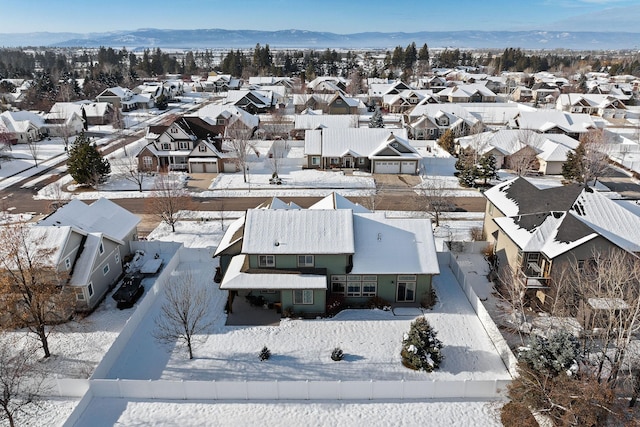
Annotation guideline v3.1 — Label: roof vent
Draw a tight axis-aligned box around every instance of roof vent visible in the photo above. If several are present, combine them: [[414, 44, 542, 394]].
[[274, 241, 280, 247]]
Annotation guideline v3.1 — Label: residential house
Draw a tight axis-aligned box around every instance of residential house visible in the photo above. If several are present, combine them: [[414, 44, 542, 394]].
[[437, 83, 497, 103], [202, 74, 242, 93], [96, 86, 153, 111], [37, 198, 140, 311], [304, 128, 420, 174], [0, 110, 44, 143], [403, 103, 481, 140], [368, 81, 413, 105], [306, 76, 347, 94], [214, 194, 439, 316], [137, 116, 226, 172], [382, 89, 439, 113], [457, 129, 579, 174], [483, 177, 640, 309], [293, 92, 362, 114], [511, 110, 597, 140], [224, 89, 279, 114], [556, 94, 628, 119], [291, 114, 359, 140]]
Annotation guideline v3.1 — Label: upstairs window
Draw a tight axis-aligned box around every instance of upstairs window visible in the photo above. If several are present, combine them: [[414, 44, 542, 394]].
[[297, 255, 314, 267], [258, 255, 275, 268]]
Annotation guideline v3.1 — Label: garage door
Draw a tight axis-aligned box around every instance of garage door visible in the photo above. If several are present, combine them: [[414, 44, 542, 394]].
[[401, 161, 416, 174], [375, 161, 400, 174], [190, 163, 204, 173], [204, 161, 217, 173], [223, 162, 238, 173]]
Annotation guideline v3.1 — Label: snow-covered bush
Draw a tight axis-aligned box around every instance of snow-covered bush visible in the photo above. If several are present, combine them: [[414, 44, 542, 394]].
[[259, 346, 271, 361], [518, 330, 579, 377], [331, 347, 344, 361], [401, 317, 443, 372]]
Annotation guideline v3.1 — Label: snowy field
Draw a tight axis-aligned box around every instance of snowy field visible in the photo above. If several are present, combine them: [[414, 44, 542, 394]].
[[74, 398, 502, 427]]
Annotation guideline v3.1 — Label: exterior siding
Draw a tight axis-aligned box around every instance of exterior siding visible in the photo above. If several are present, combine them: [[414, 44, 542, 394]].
[[281, 289, 326, 314]]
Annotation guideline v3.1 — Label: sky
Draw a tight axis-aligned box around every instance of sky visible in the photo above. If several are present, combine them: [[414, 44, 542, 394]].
[[1, 0, 640, 34]]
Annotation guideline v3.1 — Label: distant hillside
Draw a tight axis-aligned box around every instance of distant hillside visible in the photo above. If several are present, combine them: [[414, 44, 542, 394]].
[[0, 28, 639, 50]]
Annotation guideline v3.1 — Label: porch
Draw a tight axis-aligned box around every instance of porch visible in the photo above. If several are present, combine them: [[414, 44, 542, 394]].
[[225, 291, 281, 326]]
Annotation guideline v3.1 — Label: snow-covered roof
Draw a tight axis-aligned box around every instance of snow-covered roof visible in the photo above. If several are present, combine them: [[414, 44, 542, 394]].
[[0, 110, 45, 132], [309, 193, 371, 213], [294, 114, 358, 130], [304, 128, 411, 158], [220, 255, 328, 290], [213, 216, 245, 257], [195, 104, 259, 129], [516, 110, 596, 134], [241, 209, 355, 255], [489, 178, 640, 258], [69, 233, 103, 286], [351, 213, 439, 275], [38, 198, 139, 242]]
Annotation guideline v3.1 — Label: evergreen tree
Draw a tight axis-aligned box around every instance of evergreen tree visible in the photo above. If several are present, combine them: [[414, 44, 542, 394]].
[[476, 154, 497, 184], [369, 107, 384, 128], [401, 317, 443, 372], [562, 144, 586, 183], [438, 129, 455, 154], [67, 131, 110, 187], [519, 331, 580, 377], [455, 148, 478, 188]]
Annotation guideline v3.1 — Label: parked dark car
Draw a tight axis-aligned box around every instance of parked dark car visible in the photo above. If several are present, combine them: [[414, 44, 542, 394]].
[[112, 273, 144, 309]]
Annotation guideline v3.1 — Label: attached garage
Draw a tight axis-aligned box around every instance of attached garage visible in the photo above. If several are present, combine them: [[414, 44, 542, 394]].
[[188, 158, 218, 173], [373, 161, 400, 174]]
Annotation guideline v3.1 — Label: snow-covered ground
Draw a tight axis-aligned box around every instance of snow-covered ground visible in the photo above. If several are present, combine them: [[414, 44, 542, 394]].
[[74, 398, 502, 427]]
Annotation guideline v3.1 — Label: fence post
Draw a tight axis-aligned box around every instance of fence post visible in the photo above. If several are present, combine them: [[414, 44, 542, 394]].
[[306, 380, 309, 400], [213, 380, 217, 400], [369, 380, 374, 400], [338, 380, 341, 400], [275, 379, 279, 400], [401, 379, 405, 400], [117, 378, 123, 398], [244, 380, 248, 400]]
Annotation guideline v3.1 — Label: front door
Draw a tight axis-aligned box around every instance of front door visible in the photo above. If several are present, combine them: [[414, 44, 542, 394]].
[[396, 281, 416, 302], [344, 158, 352, 168]]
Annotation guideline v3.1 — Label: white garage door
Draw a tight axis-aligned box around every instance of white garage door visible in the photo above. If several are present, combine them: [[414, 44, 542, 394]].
[[223, 161, 238, 173], [204, 161, 217, 173], [375, 161, 400, 174], [190, 163, 204, 173], [401, 161, 416, 174]]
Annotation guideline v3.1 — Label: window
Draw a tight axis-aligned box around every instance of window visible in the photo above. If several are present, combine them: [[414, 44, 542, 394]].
[[294, 289, 313, 305], [258, 255, 275, 268], [65, 258, 71, 270], [311, 156, 320, 166], [115, 251, 120, 264], [362, 282, 377, 297], [161, 143, 171, 150], [297, 255, 314, 267], [76, 292, 85, 301], [199, 145, 207, 152], [330, 158, 339, 165], [103, 264, 110, 275], [88, 282, 94, 297], [143, 156, 153, 167], [488, 203, 494, 216], [99, 243, 104, 255], [347, 282, 361, 297], [331, 275, 346, 294], [178, 141, 190, 150], [359, 157, 365, 165], [170, 127, 178, 134]]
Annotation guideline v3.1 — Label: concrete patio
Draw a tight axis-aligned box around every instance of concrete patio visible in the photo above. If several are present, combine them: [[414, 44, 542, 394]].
[[225, 293, 281, 326]]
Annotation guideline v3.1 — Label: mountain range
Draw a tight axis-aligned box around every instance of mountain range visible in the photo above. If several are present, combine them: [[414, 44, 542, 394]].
[[0, 28, 638, 50]]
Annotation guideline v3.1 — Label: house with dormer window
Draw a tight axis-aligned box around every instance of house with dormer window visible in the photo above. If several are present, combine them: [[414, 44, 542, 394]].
[[214, 194, 439, 317], [483, 177, 640, 310], [304, 128, 420, 174], [137, 116, 224, 172]]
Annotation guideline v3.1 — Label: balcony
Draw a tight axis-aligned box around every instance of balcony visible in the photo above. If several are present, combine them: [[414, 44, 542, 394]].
[[519, 262, 549, 289]]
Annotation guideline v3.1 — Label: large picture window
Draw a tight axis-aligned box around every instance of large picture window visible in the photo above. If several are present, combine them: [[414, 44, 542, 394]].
[[333, 275, 377, 297], [258, 255, 275, 268], [293, 289, 313, 305]]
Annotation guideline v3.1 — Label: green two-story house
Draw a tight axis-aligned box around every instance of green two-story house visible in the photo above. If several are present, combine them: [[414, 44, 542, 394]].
[[214, 194, 440, 317]]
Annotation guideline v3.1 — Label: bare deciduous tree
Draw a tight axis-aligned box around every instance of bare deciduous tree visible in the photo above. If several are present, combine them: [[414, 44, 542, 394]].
[[116, 154, 146, 192], [0, 222, 73, 358], [268, 139, 286, 177], [0, 333, 49, 427], [418, 177, 454, 227], [225, 120, 256, 183], [146, 174, 192, 233], [555, 249, 640, 387], [579, 128, 611, 185], [26, 138, 40, 167], [153, 271, 216, 359], [508, 130, 542, 176]]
